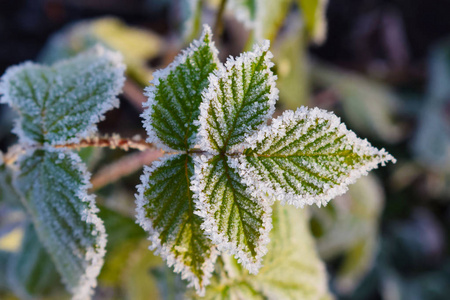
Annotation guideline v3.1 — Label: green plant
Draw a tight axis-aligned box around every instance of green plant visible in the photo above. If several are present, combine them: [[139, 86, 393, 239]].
[[0, 25, 394, 299]]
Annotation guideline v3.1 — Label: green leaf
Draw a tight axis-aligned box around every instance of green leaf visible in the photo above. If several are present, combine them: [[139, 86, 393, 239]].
[[182, 0, 204, 43], [38, 17, 162, 86], [311, 61, 404, 143], [7, 223, 64, 298], [15, 149, 107, 300], [236, 107, 395, 208], [142, 25, 219, 151], [0, 158, 21, 207], [197, 41, 278, 153], [0, 46, 125, 145], [0, 250, 10, 291], [123, 240, 164, 300], [311, 174, 384, 293], [297, 0, 329, 44], [191, 203, 332, 300], [136, 154, 218, 295], [274, 20, 310, 109], [97, 206, 146, 286], [413, 39, 450, 171], [191, 155, 272, 274], [228, 0, 291, 42]]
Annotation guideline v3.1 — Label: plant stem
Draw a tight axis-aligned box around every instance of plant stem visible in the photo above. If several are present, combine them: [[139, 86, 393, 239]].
[[54, 135, 157, 152], [214, 0, 228, 37]]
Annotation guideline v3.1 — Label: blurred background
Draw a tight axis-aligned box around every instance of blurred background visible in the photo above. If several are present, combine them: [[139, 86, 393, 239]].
[[0, 0, 449, 299]]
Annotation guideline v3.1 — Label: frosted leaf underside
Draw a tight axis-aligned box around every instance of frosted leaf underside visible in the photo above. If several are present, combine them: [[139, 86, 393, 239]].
[[15, 149, 106, 300], [143, 25, 218, 151], [136, 154, 217, 295], [198, 41, 277, 152], [238, 107, 396, 207], [0, 46, 125, 145], [192, 155, 271, 274]]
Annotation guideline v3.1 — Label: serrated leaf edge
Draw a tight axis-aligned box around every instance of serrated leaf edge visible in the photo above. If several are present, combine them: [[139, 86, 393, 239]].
[[135, 154, 219, 296], [236, 107, 396, 208], [191, 154, 273, 274], [142, 24, 220, 152], [14, 147, 107, 300], [0, 45, 126, 146], [196, 40, 278, 153]]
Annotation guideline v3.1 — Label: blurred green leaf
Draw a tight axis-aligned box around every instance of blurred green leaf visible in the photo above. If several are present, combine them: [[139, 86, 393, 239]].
[[0, 160, 21, 208], [39, 17, 163, 86], [123, 241, 163, 300], [98, 206, 146, 286], [311, 174, 384, 294], [8, 223, 65, 299], [412, 39, 450, 173], [296, 0, 328, 44], [273, 19, 310, 109], [229, 0, 291, 42], [0, 250, 10, 291], [311, 61, 405, 143]]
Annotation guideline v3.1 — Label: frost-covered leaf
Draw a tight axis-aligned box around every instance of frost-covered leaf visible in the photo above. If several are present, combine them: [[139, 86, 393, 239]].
[[236, 107, 395, 208], [191, 203, 332, 300], [197, 41, 278, 153], [15, 149, 107, 300], [191, 155, 272, 274], [38, 17, 162, 86], [7, 223, 63, 298], [136, 154, 218, 295], [143, 25, 219, 151], [124, 240, 165, 300], [0, 46, 125, 145], [297, 0, 329, 44]]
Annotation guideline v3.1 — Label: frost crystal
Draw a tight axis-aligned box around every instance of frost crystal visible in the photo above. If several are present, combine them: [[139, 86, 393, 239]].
[[0, 45, 125, 145], [236, 107, 396, 208], [135, 154, 218, 295], [142, 24, 219, 151], [14, 149, 107, 300], [197, 40, 278, 153]]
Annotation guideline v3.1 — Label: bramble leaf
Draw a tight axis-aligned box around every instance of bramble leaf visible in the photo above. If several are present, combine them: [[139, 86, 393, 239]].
[[236, 107, 396, 208], [7, 223, 63, 298], [136, 154, 218, 295], [191, 155, 272, 274], [143, 25, 219, 151], [197, 41, 278, 153], [192, 203, 332, 300], [0, 46, 125, 145], [15, 149, 107, 300]]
